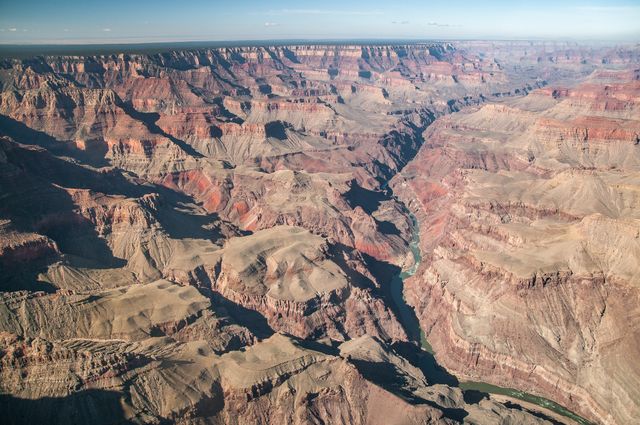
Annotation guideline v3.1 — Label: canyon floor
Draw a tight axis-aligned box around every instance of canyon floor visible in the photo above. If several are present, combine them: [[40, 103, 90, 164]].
[[0, 41, 638, 425]]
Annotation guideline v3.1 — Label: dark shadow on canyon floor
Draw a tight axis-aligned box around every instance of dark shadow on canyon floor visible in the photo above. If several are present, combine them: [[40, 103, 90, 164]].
[[211, 291, 275, 340], [360, 253, 421, 339], [120, 102, 204, 158], [463, 389, 489, 404], [344, 181, 388, 215], [349, 357, 468, 421], [0, 114, 110, 168], [503, 400, 565, 425], [360, 252, 460, 388], [0, 390, 133, 425], [391, 341, 459, 387]]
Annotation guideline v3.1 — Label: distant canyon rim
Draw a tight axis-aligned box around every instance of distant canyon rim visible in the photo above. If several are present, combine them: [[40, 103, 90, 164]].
[[0, 40, 638, 425]]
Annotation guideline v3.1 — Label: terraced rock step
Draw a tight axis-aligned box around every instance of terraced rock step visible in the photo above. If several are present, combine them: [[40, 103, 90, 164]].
[[1, 41, 639, 424]]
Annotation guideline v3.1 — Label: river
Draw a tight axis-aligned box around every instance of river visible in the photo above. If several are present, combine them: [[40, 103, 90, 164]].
[[388, 212, 592, 425]]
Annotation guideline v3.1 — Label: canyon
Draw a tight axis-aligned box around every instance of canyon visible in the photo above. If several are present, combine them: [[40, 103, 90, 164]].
[[0, 41, 638, 424]]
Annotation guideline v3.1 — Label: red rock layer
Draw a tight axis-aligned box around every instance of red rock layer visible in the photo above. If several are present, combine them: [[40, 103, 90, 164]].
[[393, 69, 640, 424]]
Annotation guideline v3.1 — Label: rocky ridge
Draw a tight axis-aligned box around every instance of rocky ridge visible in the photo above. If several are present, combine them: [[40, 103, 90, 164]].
[[1, 41, 638, 424], [393, 68, 640, 424]]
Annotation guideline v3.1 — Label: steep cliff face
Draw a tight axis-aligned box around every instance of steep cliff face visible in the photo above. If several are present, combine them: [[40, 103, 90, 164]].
[[393, 68, 640, 424], [0, 328, 556, 425], [1, 41, 624, 263], [211, 225, 407, 342], [1, 42, 638, 424]]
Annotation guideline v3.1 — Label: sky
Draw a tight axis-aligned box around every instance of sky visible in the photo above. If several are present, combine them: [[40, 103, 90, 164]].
[[0, 0, 639, 44]]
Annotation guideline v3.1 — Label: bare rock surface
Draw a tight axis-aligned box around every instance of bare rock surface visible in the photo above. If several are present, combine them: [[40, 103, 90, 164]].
[[1, 41, 638, 424], [393, 68, 640, 424]]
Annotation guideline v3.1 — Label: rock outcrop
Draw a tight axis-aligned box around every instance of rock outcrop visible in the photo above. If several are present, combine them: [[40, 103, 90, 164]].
[[393, 68, 640, 424], [212, 225, 406, 341], [1, 41, 639, 424]]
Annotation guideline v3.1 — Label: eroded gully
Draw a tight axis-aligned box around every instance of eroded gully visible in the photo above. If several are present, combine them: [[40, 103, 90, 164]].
[[386, 206, 592, 425]]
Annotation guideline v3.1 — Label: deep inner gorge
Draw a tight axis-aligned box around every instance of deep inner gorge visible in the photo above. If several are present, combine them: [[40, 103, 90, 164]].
[[0, 41, 638, 425]]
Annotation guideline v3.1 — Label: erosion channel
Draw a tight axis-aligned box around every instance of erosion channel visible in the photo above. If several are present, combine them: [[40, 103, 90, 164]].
[[387, 208, 593, 425]]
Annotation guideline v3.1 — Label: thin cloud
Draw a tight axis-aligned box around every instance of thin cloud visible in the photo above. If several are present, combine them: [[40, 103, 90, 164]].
[[264, 22, 280, 27], [575, 6, 640, 12], [267, 9, 383, 16], [427, 21, 459, 27], [8, 28, 17, 32], [392, 21, 410, 25], [102, 28, 112, 32]]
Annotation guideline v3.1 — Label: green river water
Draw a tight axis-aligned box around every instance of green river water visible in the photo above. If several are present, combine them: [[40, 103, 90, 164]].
[[388, 213, 592, 425]]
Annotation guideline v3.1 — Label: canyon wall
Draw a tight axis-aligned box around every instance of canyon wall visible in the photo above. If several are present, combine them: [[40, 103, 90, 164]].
[[1, 41, 639, 424], [393, 68, 640, 424]]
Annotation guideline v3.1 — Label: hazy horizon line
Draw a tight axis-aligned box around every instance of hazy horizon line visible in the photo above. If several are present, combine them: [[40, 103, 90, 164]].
[[1, 36, 637, 60], [1, 36, 638, 47]]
